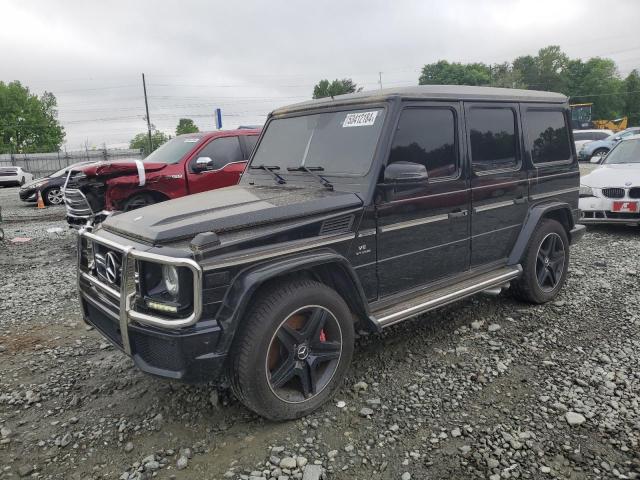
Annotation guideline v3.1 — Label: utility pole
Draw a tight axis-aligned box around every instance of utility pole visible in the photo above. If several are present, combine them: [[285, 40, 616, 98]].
[[142, 73, 153, 154], [378, 72, 383, 90]]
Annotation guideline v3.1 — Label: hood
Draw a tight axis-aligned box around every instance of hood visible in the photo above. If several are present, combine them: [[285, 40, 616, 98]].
[[76, 160, 167, 177], [582, 163, 640, 188], [102, 185, 363, 244]]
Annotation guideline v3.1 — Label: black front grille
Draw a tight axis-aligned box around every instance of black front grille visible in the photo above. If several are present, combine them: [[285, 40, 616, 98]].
[[93, 243, 123, 287], [629, 187, 640, 199], [602, 188, 625, 199], [605, 212, 640, 220]]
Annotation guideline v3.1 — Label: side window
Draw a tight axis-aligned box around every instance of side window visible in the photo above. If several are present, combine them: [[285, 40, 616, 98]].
[[388, 108, 457, 179], [195, 137, 243, 170], [244, 135, 259, 157], [525, 110, 571, 164], [468, 107, 518, 172]]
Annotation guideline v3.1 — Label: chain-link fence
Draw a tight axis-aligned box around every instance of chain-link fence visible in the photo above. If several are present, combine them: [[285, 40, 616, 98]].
[[0, 148, 143, 178]]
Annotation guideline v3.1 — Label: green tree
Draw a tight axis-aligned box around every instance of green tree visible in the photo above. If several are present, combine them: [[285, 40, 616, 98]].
[[419, 60, 491, 86], [568, 58, 623, 120], [129, 131, 169, 155], [176, 118, 199, 135], [0, 81, 65, 153], [312, 78, 360, 99], [489, 62, 525, 89], [624, 70, 640, 126]]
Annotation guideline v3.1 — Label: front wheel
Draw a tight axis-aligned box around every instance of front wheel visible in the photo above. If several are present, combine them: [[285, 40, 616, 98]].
[[43, 187, 64, 206], [229, 278, 354, 420], [123, 192, 155, 211], [511, 219, 569, 304], [590, 148, 609, 161]]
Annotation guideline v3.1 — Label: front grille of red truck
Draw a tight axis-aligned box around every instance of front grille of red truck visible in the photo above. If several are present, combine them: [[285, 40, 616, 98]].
[[64, 188, 94, 221]]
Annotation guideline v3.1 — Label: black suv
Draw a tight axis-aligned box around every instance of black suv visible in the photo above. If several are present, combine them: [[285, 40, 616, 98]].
[[76, 86, 585, 420]]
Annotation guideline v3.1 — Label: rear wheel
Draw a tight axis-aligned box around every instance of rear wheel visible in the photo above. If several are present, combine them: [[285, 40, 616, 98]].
[[123, 192, 155, 211], [511, 219, 569, 304], [229, 278, 354, 420], [43, 187, 64, 206], [19, 177, 25, 186]]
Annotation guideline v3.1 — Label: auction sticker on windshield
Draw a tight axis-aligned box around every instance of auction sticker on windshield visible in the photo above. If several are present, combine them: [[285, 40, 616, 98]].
[[343, 111, 379, 128]]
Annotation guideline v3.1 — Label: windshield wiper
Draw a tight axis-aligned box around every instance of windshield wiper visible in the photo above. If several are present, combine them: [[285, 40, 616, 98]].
[[286, 166, 333, 191], [249, 164, 286, 184]]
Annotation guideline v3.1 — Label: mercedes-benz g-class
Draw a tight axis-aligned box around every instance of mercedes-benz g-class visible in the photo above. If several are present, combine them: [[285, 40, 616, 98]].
[[76, 86, 585, 420]]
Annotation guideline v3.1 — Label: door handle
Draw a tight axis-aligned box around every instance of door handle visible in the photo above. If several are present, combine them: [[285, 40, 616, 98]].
[[513, 196, 527, 205], [448, 209, 469, 219]]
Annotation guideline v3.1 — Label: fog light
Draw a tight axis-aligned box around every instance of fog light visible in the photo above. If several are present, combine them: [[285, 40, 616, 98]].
[[146, 300, 178, 313]]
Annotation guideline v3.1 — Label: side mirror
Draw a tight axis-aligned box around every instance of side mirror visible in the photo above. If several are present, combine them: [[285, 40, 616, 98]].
[[614, 136, 621, 141], [193, 156, 214, 172], [384, 161, 429, 184]]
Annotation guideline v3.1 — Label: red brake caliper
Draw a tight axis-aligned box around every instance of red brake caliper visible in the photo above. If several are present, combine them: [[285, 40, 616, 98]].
[[319, 329, 326, 342]]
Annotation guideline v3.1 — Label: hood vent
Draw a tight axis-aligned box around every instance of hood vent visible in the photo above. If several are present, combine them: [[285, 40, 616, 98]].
[[320, 214, 354, 235]]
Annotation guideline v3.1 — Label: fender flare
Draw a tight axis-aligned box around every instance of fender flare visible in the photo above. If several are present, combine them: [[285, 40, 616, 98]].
[[507, 201, 574, 265], [213, 248, 373, 353]]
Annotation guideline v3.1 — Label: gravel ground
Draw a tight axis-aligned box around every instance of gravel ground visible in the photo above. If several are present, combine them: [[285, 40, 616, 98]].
[[1, 175, 639, 480]]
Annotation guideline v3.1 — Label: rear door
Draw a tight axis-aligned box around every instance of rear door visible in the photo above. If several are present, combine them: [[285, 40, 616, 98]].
[[186, 135, 247, 194], [466, 103, 529, 267], [522, 105, 578, 211], [376, 102, 470, 297]]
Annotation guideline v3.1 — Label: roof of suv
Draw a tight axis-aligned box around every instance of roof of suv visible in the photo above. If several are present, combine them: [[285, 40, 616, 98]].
[[273, 85, 567, 115]]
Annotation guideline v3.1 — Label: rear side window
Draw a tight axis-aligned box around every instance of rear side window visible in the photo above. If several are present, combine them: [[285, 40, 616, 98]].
[[388, 108, 457, 179], [525, 110, 571, 164], [197, 137, 244, 170], [244, 135, 259, 156], [468, 107, 518, 172]]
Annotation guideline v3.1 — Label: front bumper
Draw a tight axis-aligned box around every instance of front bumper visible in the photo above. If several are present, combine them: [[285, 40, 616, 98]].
[[80, 293, 226, 382], [19, 188, 37, 201], [77, 230, 219, 382], [579, 197, 640, 225]]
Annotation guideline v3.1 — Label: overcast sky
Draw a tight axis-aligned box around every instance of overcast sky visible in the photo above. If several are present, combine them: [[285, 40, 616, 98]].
[[2, 0, 639, 150]]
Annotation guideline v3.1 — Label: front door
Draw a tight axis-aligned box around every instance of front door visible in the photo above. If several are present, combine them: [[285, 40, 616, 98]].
[[186, 135, 247, 194], [465, 103, 529, 267], [376, 103, 470, 297]]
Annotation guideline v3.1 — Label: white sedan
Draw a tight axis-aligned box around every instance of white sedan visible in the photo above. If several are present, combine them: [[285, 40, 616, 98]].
[[0, 166, 34, 187], [579, 135, 640, 225]]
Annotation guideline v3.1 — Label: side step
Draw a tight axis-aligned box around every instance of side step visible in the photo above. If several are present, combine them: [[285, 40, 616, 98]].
[[372, 265, 522, 329]]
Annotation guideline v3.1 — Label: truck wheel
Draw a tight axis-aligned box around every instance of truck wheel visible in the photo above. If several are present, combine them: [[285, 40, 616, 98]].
[[43, 187, 64, 206], [511, 219, 569, 304], [123, 193, 155, 211], [229, 278, 354, 420]]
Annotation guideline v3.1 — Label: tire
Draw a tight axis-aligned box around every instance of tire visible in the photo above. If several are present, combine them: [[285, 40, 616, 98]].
[[43, 187, 64, 206], [590, 148, 608, 160], [229, 278, 355, 420], [123, 192, 155, 211], [511, 219, 569, 304]]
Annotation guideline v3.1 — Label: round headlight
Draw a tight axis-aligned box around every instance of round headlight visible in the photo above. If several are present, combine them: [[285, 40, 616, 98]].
[[162, 265, 179, 296]]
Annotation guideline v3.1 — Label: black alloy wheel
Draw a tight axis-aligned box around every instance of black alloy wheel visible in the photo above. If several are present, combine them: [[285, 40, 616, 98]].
[[266, 305, 342, 403], [535, 232, 566, 292], [511, 218, 570, 304], [229, 278, 354, 420]]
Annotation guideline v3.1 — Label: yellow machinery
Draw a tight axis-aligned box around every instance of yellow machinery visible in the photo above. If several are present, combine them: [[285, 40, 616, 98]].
[[592, 116, 628, 132], [570, 103, 628, 132]]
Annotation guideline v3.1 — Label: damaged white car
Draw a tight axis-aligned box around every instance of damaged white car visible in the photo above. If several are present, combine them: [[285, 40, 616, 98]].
[[580, 135, 640, 225]]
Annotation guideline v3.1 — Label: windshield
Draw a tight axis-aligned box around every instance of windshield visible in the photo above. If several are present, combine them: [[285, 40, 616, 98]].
[[604, 139, 640, 164], [250, 108, 386, 175], [143, 135, 204, 164]]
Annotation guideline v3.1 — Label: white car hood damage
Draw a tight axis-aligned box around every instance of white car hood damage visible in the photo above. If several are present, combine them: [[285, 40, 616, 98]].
[[582, 164, 640, 188]]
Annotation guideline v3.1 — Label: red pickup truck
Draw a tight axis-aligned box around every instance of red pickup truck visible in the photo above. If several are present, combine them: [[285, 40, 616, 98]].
[[64, 128, 260, 227]]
